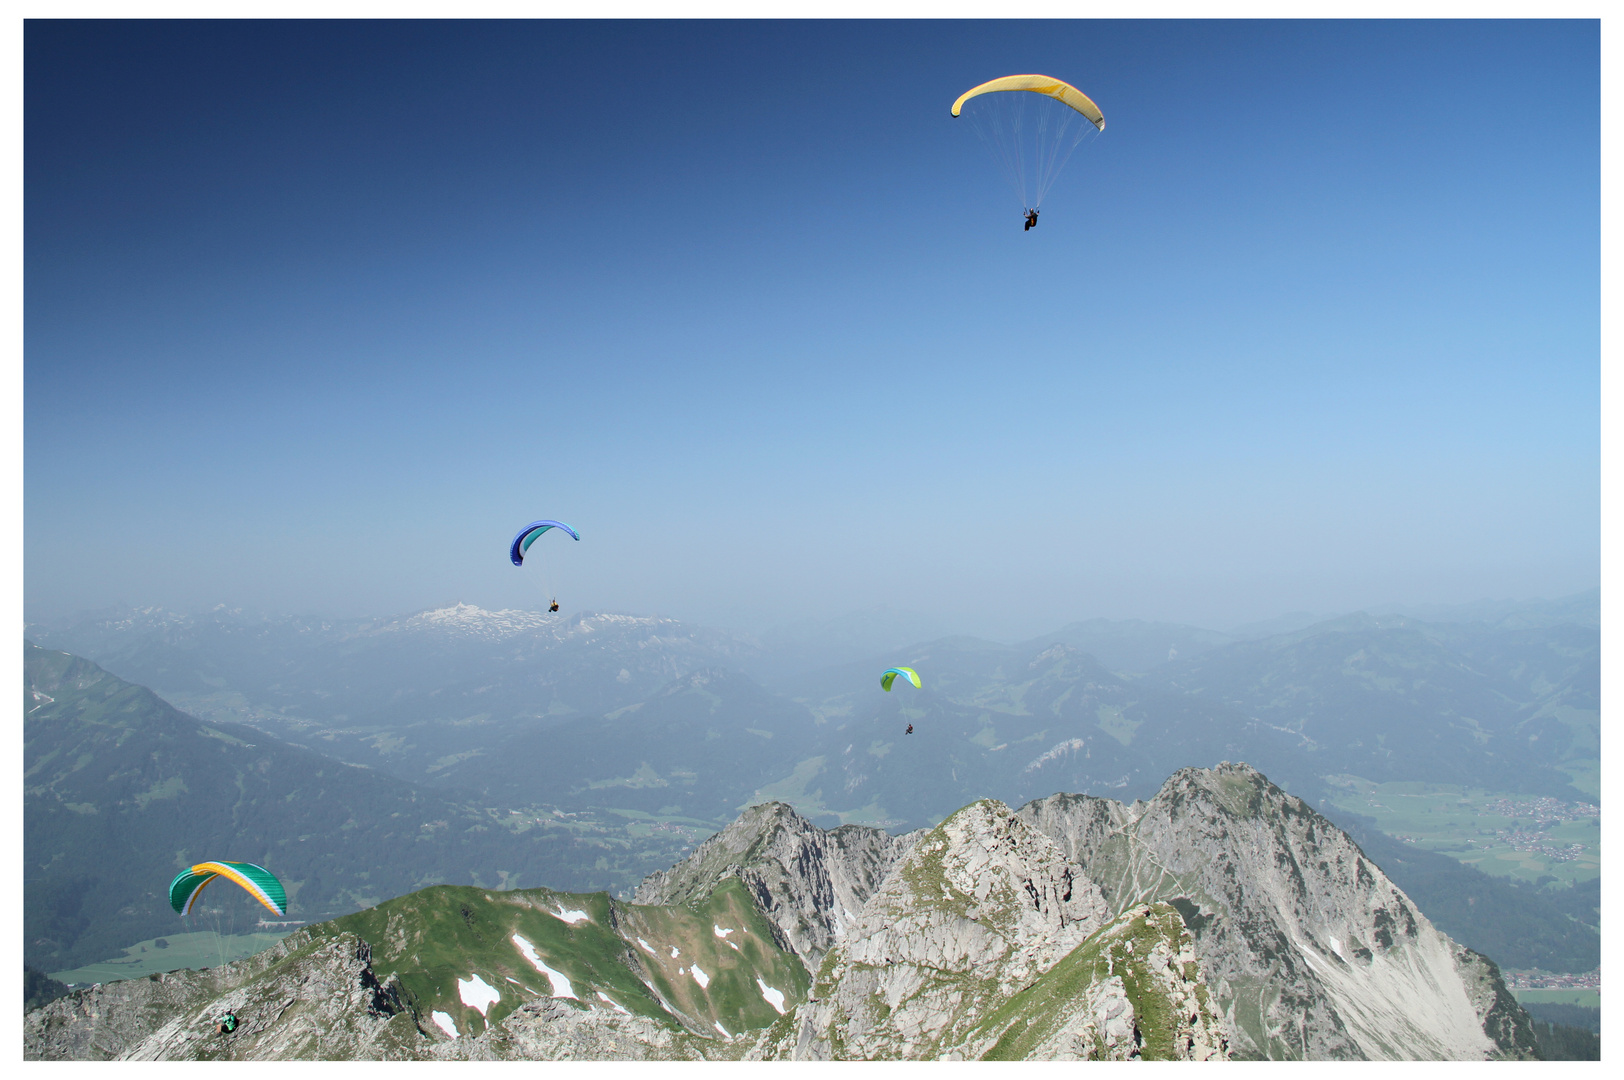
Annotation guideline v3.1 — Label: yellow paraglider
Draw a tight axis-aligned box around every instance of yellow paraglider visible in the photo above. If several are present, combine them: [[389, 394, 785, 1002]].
[[950, 74, 1105, 131], [951, 73, 1106, 224]]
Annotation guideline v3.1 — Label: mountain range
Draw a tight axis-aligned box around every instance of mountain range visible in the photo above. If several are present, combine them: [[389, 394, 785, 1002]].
[[28, 592, 1598, 816], [24, 589, 1599, 980], [24, 764, 1539, 1060]]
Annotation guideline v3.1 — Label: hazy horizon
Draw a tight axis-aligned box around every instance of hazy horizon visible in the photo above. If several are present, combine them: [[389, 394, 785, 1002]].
[[22, 585, 1599, 651], [25, 21, 1598, 642]]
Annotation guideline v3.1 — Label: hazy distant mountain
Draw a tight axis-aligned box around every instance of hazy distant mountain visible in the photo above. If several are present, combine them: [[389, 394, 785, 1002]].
[[1224, 611, 1342, 639], [746, 605, 967, 686], [435, 667, 823, 822], [26, 604, 761, 786], [773, 640, 1311, 826], [1137, 613, 1594, 798], [1368, 588, 1599, 630], [23, 642, 703, 972], [1017, 618, 1236, 672]]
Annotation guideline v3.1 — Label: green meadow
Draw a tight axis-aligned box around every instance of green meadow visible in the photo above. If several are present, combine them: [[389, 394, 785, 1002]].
[[1321, 776, 1600, 888], [50, 929, 294, 986], [1513, 989, 1600, 1009]]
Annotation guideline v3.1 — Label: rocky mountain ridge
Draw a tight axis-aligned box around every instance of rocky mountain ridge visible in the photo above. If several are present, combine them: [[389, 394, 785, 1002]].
[[25, 763, 1536, 1061]]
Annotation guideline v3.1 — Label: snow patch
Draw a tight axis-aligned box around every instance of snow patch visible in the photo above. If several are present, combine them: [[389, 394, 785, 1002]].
[[1329, 935, 1347, 961], [552, 904, 590, 924], [690, 964, 710, 989], [511, 934, 578, 999], [431, 1011, 459, 1039], [713, 925, 734, 939], [756, 978, 787, 1014], [597, 991, 630, 1015], [636, 937, 656, 954], [670, 946, 680, 958], [457, 973, 501, 1016], [1024, 738, 1088, 773], [713, 1021, 731, 1038]]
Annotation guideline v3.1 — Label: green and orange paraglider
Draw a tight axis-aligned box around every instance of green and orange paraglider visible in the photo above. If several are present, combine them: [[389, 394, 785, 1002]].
[[169, 861, 287, 917]]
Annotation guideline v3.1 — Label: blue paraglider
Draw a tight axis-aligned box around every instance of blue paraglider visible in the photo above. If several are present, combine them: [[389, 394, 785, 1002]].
[[509, 520, 580, 566]]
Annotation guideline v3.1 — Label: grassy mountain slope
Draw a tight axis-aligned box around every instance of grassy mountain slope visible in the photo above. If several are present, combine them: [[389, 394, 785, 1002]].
[[973, 904, 1224, 1060], [308, 877, 808, 1040]]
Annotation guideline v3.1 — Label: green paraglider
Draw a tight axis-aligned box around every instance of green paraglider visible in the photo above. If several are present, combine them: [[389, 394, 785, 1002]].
[[881, 667, 921, 692]]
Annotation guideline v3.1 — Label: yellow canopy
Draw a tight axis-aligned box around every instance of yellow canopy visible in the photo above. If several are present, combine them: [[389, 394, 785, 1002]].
[[950, 74, 1105, 131]]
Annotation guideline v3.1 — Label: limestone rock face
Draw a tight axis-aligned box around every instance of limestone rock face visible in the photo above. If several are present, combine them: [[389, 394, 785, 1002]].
[[755, 798, 1113, 1060], [971, 905, 1229, 1061], [433, 998, 717, 1061], [1017, 763, 1537, 1060], [23, 933, 427, 1061], [633, 800, 915, 968]]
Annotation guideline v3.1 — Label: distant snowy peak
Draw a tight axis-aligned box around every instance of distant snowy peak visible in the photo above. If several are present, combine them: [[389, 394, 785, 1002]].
[[385, 603, 559, 638], [95, 606, 195, 632], [380, 603, 686, 642]]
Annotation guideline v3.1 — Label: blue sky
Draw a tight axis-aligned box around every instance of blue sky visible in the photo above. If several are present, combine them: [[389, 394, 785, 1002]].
[[24, 19, 1598, 637]]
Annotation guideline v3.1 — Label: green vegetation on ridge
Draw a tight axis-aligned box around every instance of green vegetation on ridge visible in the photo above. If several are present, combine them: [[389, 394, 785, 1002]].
[[976, 904, 1212, 1060], [308, 877, 808, 1040]]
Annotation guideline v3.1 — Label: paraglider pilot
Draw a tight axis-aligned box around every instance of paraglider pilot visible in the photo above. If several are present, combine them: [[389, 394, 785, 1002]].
[[905, 724, 914, 735], [549, 599, 560, 613], [1024, 208, 1039, 231]]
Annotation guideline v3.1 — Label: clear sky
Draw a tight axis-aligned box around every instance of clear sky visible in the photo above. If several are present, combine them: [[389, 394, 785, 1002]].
[[24, 19, 1599, 638]]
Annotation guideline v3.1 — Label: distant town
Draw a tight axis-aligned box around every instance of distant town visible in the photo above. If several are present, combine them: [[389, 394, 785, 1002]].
[[1502, 969, 1600, 991]]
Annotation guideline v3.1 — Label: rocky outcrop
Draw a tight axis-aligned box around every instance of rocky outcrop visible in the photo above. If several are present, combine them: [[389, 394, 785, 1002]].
[[1016, 763, 1536, 1060], [24, 932, 427, 1061], [433, 998, 721, 1061], [751, 799, 1117, 1059], [633, 800, 916, 970], [969, 904, 1228, 1060], [1453, 943, 1539, 1057]]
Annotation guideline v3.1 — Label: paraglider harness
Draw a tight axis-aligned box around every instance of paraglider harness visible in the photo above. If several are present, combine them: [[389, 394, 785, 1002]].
[[215, 1012, 239, 1035], [1024, 208, 1039, 231]]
